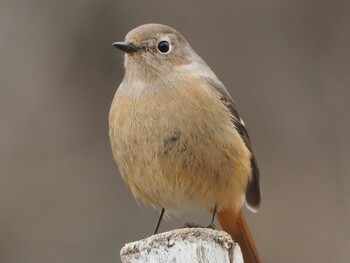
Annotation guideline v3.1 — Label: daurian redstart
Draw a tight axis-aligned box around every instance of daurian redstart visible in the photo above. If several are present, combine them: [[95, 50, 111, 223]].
[[109, 24, 261, 263]]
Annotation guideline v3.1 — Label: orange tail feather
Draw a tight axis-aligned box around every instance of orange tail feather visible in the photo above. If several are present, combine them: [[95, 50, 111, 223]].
[[218, 209, 262, 263]]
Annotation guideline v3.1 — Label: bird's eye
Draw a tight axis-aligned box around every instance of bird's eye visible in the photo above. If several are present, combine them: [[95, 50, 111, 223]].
[[157, 41, 170, 53]]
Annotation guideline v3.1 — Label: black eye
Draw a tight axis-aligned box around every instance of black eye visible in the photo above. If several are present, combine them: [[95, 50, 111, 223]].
[[157, 41, 170, 53]]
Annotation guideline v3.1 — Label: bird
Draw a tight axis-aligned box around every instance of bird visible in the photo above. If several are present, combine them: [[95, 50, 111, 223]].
[[109, 23, 261, 263]]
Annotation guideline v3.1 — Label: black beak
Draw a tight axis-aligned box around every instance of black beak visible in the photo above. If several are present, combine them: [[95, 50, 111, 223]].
[[112, 42, 137, 53]]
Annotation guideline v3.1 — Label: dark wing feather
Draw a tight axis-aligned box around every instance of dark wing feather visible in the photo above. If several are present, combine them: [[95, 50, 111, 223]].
[[204, 77, 261, 210]]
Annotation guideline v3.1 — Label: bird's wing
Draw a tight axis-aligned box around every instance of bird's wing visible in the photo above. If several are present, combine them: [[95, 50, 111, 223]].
[[203, 77, 261, 211]]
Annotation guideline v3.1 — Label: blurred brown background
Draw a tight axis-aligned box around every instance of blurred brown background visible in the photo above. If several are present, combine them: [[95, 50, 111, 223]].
[[1, 0, 349, 262]]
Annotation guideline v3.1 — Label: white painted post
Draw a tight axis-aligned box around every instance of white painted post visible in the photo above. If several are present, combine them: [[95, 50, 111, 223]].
[[120, 228, 243, 263]]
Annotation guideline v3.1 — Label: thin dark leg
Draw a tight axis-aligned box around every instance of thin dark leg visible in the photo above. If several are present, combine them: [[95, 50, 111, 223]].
[[207, 204, 217, 229], [153, 208, 165, 235], [211, 204, 218, 225]]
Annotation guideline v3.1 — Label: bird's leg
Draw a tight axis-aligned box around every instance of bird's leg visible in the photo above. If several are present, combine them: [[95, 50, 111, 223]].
[[207, 204, 217, 229], [153, 208, 165, 235], [183, 204, 218, 229]]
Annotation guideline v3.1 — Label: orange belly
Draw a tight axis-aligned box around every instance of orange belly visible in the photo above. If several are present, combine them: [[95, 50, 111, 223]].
[[109, 79, 251, 213]]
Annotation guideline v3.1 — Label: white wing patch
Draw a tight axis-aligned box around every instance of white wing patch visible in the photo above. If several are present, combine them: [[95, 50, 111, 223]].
[[239, 118, 245, 127]]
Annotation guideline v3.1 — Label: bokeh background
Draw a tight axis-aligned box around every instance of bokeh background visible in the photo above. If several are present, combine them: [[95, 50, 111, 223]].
[[1, 0, 349, 262]]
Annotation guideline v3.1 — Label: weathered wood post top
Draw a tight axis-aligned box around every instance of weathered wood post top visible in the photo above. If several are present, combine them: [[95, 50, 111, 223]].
[[120, 228, 243, 263]]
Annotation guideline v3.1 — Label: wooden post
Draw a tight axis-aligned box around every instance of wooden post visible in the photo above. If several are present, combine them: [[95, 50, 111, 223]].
[[120, 228, 243, 263]]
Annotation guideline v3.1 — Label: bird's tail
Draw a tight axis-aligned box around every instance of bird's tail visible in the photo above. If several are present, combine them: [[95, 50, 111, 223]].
[[218, 209, 262, 263]]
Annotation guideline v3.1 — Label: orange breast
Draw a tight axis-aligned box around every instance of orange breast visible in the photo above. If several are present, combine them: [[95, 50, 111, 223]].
[[109, 77, 251, 213]]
